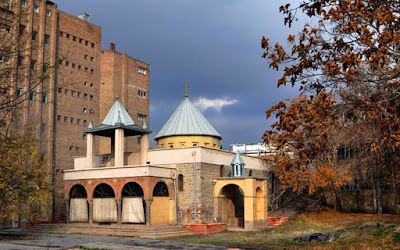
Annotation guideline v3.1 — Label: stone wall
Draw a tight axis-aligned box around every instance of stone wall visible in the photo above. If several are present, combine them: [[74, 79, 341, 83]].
[[175, 162, 266, 225]]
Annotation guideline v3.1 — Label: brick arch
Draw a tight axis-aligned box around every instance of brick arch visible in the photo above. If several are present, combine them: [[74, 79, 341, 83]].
[[86, 180, 117, 200], [69, 184, 87, 198], [121, 182, 144, 197]]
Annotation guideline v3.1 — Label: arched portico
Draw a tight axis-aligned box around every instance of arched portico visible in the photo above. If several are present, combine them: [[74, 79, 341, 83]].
[[69, 185, 88, 223], [64, 176, 176, 226], [214, 178, 268, 230], [218, 184, 245, 228], [121, 182, 145, 224]]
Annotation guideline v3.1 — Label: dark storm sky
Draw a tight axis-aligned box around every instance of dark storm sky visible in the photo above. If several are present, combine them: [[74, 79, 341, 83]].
[[56, 0, 301, 149]]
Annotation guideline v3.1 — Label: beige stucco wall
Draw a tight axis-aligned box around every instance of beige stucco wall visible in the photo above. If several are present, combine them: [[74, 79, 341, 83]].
[[156, 135, 220, 149], [147, 147, 269, 171]]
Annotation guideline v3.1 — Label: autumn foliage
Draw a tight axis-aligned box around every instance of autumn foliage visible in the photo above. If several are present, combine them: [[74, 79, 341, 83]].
[[262, 0, 400, 213]]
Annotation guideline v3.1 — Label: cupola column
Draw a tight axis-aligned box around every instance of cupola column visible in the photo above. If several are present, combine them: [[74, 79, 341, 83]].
[[86, 133, 95, 168], [140, 133, 149, 165], [114, 128, 125, 166]]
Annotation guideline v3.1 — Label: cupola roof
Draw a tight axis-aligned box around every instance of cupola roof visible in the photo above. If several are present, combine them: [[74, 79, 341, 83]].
[[155, 96, 222, 140], [85, 98, 150, 137]]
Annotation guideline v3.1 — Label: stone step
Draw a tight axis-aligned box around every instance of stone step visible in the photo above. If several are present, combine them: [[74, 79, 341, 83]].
[[25, 223, 194, 239]]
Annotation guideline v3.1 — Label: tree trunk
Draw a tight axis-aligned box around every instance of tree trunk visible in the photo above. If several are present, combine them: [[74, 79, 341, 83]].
[[376, 173, 382, 214]]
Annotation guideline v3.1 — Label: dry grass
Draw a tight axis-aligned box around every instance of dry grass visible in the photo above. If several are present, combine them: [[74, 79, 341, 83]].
[[175, 207, 400, 249]]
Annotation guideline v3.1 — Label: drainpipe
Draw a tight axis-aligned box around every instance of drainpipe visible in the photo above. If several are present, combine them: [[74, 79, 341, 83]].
[[192, 151, 197, 223], [173, 176, 178, 225], [213, 181, 217, 222]]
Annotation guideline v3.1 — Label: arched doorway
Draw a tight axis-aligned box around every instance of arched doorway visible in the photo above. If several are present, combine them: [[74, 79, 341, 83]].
[[121, 182, 145, 223], [219, 184, 244, 228], [151, 181, 171, 224], [93, 183, 117, 223], [69, 185, 88, 222]]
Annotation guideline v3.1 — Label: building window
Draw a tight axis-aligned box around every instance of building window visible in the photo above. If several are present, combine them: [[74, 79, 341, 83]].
[[89, 108, 94, 114], [16, 88, 22, 97], [83, 93, 87, 99], [90, 69, 94, 74], [19, 25, 25, 36], [21, 0, 27, 8], [84, 54, 88, 60], [79, 38, 83, 43], [29, 91, 35, 101], [137, 67, 147, 75], [64, 116, 67, 122], [1, 89, 8, 95], [0, 24, 12, 33], [85, 41, 88, 46], [77, 92, 81, 98], [83, 108, 87, 113], [178, 174, 184, 192], [75, 146, 79, 153], [90, 83, 93, 88], [91, 43, 94, 48], [69, 146, 73, 151], [44, 34, 50, 44], [89, 95, 94, 100], [42, 65, 48, 73], [0, 55, 10, 64], [32, 32, 37, 41], [337, 147, 353, 159], [71, 91, 75, 96], [41, 94, 47, 103], [78, 65, 81, 70], [72, 36, 76, 42], [90, 57, 94, 62], [77, 118, 81, 124], [220, 165, 224, 177], [45, 9, 51, 16], [30, 60, 36, 70], [70, 117, 74, 123], [137, 90, 146, 97], [137, 114, 146, 122], [57, 115, 61, 121], [33, 5, 39, 13], [66, 33, 70, 39], [64, 89, 68, 94], [17, 56, 23, 66]]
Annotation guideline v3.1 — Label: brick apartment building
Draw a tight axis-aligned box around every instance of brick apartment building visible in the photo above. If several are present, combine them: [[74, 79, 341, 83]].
[[0, 0, 149, 221]]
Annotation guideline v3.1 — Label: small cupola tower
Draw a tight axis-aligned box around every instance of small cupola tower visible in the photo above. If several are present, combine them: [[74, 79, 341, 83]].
[[231, 151, 245, 177]]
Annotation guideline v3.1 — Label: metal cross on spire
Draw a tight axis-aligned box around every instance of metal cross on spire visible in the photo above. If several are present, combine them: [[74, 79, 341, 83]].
[[184, 83, 189, 97]]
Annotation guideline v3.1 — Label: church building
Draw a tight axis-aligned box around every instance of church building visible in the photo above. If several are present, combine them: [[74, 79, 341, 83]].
[[63, 92, 270, 230]]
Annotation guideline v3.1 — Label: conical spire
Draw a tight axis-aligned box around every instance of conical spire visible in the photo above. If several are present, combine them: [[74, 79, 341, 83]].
[[231, 151, 245, 165], [102, 98, 135, 126], [155, 95, 221, 140]]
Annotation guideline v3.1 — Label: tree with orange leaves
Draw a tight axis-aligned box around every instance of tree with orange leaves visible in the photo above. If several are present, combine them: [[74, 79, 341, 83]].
[[263, 0, 400, 213]]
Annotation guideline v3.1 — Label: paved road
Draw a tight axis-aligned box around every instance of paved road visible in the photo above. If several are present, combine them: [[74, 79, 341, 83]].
[[0, 230, 228, 250]]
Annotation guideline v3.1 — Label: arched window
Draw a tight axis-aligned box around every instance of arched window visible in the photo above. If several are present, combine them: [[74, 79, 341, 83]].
[[70, 184, 87, 198], [93, 183, 115, 198], [122, 182, 144, 197], [153, 182, 169, 197], [178, 174, 184, 192]]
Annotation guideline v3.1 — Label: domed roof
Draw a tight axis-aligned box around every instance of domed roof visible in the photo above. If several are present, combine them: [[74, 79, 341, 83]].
[[155, 96, 222, 140]]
